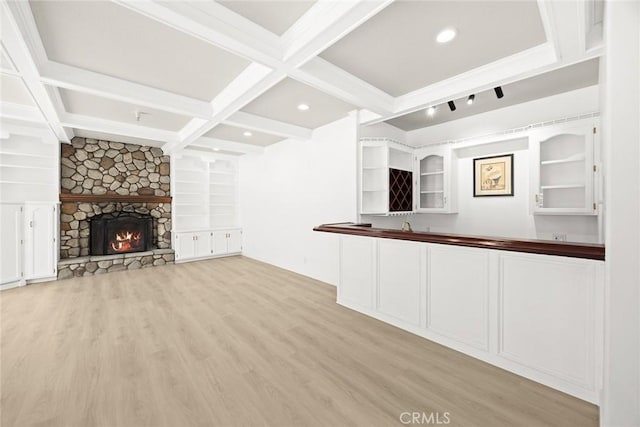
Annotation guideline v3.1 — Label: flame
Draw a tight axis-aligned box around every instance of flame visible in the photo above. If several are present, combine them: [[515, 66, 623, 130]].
[[110, 230, 142, 252]]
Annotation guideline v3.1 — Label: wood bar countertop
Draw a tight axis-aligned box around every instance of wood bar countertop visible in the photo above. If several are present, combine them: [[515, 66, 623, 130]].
[[314, 222, 605, 261]]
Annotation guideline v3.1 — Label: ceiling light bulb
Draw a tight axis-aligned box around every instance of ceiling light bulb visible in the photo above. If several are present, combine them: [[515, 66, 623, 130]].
[[436, 27, 457, 43], [297, 103, 310, 111], [213, 148, 220, 152], [467, 94, 475, 105], [243, 131, 252, 137], [427, 106, 436, 116]]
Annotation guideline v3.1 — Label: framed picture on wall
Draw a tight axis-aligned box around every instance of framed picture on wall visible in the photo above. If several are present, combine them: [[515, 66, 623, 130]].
[[473, 154, 514, 197]]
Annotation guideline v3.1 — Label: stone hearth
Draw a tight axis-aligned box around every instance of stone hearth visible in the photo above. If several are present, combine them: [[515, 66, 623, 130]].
[[58, 137, 174, 279]]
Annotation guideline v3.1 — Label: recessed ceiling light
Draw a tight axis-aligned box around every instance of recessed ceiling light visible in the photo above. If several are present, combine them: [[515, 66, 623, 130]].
[[213, 148, 220, 152], [297, 103, 310, 111], [426, 106, 436, 116], [467, 94, 475, 105], [243, 131, 252, 137], [436, 27, 457, 43]]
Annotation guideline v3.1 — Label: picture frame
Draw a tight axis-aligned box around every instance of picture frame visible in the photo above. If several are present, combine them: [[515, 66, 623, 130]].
[[473, 154, 514, 197]]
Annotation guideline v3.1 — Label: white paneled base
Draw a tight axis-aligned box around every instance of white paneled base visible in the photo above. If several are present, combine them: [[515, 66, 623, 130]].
[[499, 254, 597, 390], [428, 245, 489, 351], [377, 239, 422, 326], [338, 235, 375, 310], [336, 235, 604, 404], [173, 228, 242, 263]]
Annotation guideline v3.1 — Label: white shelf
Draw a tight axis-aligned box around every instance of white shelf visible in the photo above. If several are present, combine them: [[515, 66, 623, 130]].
[[420, 190, 444, 194], [541, 158, 585, 166], [210, 204, 233, 207], [363, 188, 385, 192], [175, 180, 202, 185], [421, 171, 444, 176], [362, 166, 385, 170], [541, 184, 586, 190]]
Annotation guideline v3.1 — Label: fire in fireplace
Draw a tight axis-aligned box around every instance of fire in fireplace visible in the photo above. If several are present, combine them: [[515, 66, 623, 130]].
[[90, 212, 153, 255]]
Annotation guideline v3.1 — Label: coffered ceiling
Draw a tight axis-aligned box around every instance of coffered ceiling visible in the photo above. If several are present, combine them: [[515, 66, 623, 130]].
[[0, 0, 603, 155]]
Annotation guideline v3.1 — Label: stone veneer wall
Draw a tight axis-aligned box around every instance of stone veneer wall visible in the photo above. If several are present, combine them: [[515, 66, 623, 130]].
[[59, 137, 173, 277]]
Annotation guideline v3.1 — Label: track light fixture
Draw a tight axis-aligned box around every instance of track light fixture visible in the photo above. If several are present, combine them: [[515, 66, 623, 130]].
[[467, 94, 475, 105], [494, 86, 504, 99], [447, 101, 456, 112]]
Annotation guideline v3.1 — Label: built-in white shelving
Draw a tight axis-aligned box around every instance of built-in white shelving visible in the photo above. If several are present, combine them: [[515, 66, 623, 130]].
[[172, 155, 239, 231], [415, 147, 457, 213], [531, 119, 598, 215]]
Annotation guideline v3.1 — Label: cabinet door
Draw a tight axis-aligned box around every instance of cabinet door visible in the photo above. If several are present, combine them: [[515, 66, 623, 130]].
[[212, 231, 228, 255], [226, 230, 242, 253], [193, 231, 212, 258], [531, 122, 596, 215], [415, 148, 456, 213], [174, 232, 195, 260], [1, 204, 23, 285], [23, 203, 56, 280]]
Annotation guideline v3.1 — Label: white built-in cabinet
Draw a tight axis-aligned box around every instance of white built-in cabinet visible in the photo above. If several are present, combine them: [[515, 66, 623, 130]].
[[415, 146, 457, 213], [213, 229, 242, 255], [360, 138, 414, 215], [337, 234, 603, 404], [1, 131, 59, 289], [0, 202, 58, 288], [174, 229, 241, 262], [530, 121, 598, 215], [172, 153, 241, 263]]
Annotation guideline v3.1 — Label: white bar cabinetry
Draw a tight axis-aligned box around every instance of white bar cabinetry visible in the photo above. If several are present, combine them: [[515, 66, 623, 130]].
[[338, 234, 603, 404]]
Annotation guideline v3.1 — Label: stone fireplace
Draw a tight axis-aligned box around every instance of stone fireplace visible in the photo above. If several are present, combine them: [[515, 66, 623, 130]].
[[57, 137, 175, 279]]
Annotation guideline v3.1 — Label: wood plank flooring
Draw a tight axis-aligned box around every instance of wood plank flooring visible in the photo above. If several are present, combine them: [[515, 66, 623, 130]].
[[1, 256, 598, 427]]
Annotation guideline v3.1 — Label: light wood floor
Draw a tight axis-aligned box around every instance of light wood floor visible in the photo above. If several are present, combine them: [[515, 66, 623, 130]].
[[1, 256, 598, 427]]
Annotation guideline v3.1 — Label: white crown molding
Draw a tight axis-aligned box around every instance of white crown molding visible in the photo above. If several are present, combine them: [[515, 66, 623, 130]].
[[39, 61, 213, 119], [190, 136, 266, 154], [1, 0, 72, 142], [0, 101, 43, 123], [223, 111, 311, 140], [59, 111, 179, 145]]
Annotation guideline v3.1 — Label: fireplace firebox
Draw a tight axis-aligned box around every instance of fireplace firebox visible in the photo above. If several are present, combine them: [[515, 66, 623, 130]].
[[90, 212, 153, 255]]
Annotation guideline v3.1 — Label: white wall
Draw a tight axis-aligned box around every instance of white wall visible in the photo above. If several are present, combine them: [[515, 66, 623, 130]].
[[601, 1, 640, 425], [364, 87, 601, 243], [239, 115, 358, 286]]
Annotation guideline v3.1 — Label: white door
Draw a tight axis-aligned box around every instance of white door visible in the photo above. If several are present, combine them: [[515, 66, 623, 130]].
[[1, 204, 23, 285], [24, 203, 56, 280], [193, 231, 212, 258], [212, 231, 228, 255], [174, 232, 195, 260], [226, 230, 242, 253]]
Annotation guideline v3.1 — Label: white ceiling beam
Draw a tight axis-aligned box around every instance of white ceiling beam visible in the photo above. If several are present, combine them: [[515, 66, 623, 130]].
[[1, 1, 73, 142], [539, 0, 589, 62], [223, 111, 311, 140], [0, 101, 43, 123], [39, 61, 213, 119], [281, 0, 393, 66], [376, 43, 559, 124], [59, 112, 179, 145], [114, 0, 282, 68], [292, 57, 395, 115], [165, 64, 285, 153], [190, 136, 265, 154]]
